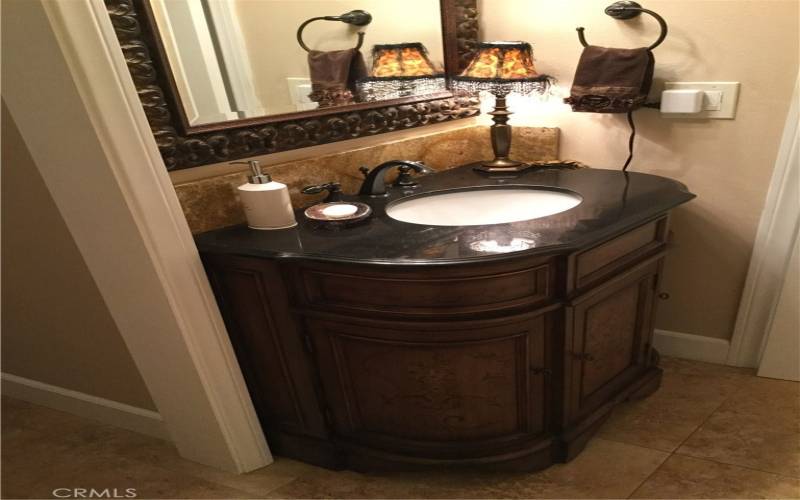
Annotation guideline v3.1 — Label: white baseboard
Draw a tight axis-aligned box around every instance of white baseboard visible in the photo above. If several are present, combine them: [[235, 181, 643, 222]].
[[653, 329, 731, 364], [1, 372, 169, 440]]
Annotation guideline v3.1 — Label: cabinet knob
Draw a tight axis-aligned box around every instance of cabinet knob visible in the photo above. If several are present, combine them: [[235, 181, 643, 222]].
[[572, 352, 595, 362]]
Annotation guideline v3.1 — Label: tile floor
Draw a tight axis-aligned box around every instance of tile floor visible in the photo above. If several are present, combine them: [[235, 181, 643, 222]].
[[2, 357, 799, 499]]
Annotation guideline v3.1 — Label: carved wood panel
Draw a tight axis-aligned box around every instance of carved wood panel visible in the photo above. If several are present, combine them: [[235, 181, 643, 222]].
[[581, 284, 640, 396], [202, 255, 328, 438], [104, 0, 481, 171], [307, 314, 548, 456], [454, 0, 479, 71], [565, 258, 661, 421]]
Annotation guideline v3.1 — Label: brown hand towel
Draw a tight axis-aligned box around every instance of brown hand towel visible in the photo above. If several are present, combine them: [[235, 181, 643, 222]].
[[565, 46, 654, 113], [307, 48, 367, 108]]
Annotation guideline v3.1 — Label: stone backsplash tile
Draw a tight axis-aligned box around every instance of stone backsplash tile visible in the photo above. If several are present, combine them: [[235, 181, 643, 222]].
[[174, 126, 558, 234]]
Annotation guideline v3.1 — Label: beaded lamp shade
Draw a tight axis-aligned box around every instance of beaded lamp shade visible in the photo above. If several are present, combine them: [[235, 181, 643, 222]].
[[357, 43, 446, 101], [370, 43, 438, 77], [453, 41, 551, 96], [452, 41, 553, 171]]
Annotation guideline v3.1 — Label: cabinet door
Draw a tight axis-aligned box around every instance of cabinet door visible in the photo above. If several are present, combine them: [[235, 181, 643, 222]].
[[306, 313, 550, 458], [565, 258, 661, 421], [203, 255, 328, 439]]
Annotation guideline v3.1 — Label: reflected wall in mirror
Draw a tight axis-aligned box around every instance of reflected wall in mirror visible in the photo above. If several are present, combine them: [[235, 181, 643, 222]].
[[106, 0, 479, 170], [149, 0, 447, 126]]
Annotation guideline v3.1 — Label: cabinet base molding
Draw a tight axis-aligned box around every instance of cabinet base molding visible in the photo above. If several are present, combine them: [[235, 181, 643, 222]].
[[1, 372, 168, 440], [557, 364, 662, 462], [265, 365, 663, 472]]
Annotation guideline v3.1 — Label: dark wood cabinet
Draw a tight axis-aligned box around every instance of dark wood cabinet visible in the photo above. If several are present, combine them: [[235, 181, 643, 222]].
[[201, 216, 670, 471]]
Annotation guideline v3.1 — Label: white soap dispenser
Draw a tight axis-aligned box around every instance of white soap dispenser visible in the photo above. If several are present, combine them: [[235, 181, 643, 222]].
[[232, 160, 297, 230]]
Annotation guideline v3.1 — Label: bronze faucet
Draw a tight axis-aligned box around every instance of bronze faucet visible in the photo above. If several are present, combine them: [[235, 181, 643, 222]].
[[358, 160, 433, 197]]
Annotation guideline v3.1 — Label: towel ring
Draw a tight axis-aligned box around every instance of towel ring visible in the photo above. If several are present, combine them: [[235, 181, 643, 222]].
[[297, 10, 373, 53], [576, 1, 668, 51]]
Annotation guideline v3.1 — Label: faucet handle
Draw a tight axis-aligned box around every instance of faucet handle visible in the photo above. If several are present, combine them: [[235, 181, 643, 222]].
[[301, 182, 343, 203], [393, 163, 427, 188], [358, 166, 370, 179]]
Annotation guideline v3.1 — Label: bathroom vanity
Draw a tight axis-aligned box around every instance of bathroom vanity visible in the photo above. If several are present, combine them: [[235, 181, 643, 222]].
[[196, 165, 694, 471]]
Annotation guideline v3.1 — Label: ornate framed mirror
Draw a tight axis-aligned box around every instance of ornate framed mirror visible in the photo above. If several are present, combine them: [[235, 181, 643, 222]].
[[105, 0, 480, 171]]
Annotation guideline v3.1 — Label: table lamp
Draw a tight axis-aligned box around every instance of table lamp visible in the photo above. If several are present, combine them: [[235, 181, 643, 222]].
[[452, 41, 551, 172], [357, 43, 446, 101]]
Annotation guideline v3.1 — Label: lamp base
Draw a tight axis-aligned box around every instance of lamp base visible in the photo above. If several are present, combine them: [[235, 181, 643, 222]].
[[476, 92, 533, 173], [474, 159, 529, 173]]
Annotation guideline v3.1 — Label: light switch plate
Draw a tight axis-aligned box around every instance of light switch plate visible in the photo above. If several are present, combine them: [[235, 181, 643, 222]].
[[286, 77, 318, 111], [663, 82, 740, 119]]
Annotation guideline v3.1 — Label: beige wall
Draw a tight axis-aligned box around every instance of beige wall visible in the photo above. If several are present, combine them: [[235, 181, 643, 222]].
[[482, 0, 799, 340], [235, 0, 444, 114], [1, 102, 156, 410]]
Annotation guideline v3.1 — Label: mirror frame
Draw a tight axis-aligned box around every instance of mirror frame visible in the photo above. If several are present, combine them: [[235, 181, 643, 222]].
[[106, 0, 480, 171]]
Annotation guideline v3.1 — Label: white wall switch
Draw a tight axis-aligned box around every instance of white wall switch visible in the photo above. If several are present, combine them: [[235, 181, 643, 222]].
[[703, 90, 723, 111], [662, 82, 740, 119], [660, 89, 704, 113]]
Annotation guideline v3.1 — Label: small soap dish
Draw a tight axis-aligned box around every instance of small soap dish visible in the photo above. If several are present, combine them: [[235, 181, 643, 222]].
[[304, 202, 372, 224]]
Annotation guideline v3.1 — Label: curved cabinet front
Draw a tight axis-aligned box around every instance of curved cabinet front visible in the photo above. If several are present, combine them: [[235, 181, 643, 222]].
[[287, 256, 555, 319], [307, 313, 551, 465], [201, 216, 669, 471]]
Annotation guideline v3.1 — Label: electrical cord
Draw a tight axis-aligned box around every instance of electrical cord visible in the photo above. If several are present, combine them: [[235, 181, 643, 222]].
[[621, 102, 663, 171], [622, 110, 636, 171]]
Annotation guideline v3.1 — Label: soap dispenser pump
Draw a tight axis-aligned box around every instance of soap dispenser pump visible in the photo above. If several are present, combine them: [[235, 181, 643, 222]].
[[232, 160, 297, 230]]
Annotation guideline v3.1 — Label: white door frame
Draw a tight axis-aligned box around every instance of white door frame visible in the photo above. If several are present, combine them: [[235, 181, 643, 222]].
[[148, 0, 239, 123], [727, 75, 800, 367], [757, 230, 800, 380], [204, 0, 267, 117], [3, 0, 271, 472]]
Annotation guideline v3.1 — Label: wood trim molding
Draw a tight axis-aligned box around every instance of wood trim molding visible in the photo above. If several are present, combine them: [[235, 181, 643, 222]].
[[7, 0, 270, 472], [2, 373, 169, 440], [652, 330, 731, 365], [727, 74, 800, 368], [104, 0, 481, 171]]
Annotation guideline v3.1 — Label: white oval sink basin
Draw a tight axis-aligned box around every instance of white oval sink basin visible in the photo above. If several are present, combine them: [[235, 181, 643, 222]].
[[386, 187, 582, 226]]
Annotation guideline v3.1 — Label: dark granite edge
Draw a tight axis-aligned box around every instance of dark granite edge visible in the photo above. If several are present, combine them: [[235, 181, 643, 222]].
[[195, 183, 696, 266]]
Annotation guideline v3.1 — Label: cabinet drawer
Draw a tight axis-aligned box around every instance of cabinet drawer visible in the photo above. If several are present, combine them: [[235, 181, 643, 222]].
[[572, 217, 668, 290], [289, 258, 555, 318]]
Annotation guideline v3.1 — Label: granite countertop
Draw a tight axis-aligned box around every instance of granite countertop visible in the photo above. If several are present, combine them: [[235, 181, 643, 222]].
[[194, 164, 695, 265]]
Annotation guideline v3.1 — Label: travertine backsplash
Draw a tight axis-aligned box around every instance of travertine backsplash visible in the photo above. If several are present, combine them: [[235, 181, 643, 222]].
[[174, 125, 559, 233]]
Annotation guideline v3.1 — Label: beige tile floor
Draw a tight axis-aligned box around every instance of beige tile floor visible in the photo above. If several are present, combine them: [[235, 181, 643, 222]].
[[2, 357, 799, 499]]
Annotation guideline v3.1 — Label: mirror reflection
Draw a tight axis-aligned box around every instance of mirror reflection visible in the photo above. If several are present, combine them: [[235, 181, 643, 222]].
[[149, 0, 446, 126]]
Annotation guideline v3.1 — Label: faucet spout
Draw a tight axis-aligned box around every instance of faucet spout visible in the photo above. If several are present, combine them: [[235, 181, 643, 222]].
[[358, 160, 433, 196]]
